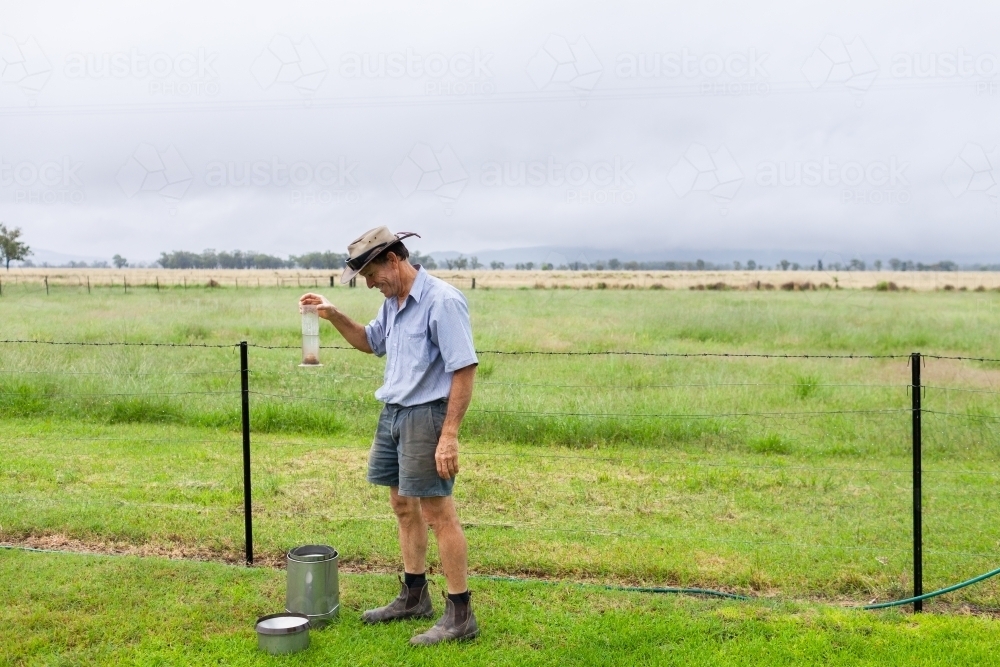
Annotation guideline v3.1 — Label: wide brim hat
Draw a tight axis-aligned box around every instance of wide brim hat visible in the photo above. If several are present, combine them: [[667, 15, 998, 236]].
[[340, 226, 420, 284]]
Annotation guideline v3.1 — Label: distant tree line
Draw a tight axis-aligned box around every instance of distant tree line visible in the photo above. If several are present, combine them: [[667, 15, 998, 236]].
[[12, 242, 1000, 273], [156, 250, 323, 269], [507, 259, 734, 271], [153, 249, 438, 270]]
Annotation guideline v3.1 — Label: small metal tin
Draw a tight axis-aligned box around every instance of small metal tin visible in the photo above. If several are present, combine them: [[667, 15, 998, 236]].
[[255, 612, 310, 655]]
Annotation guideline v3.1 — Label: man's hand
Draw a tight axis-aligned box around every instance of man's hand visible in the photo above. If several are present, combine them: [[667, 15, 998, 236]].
[[435, 433, 460, 479], [435, 365, 475, 480], [299, 293, 337, 321]]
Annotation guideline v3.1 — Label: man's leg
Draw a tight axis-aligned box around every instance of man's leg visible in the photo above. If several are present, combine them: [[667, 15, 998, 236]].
[[419, 496, 467, 594], [390, 486, 428, 574], [361, 406, 433, 624], [398, 402, 478, 644], [360, 488, 434, 623], [408, 494, 477, 645]]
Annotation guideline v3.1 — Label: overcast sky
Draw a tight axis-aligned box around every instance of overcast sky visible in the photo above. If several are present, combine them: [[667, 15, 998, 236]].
[[3, 0, 1000, 263]]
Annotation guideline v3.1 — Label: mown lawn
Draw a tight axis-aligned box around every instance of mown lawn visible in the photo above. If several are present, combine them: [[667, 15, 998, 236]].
[[4, 549, 1000, 666]]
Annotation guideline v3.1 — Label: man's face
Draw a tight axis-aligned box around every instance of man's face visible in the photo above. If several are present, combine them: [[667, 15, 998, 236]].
[[360, 255, 399, 298]]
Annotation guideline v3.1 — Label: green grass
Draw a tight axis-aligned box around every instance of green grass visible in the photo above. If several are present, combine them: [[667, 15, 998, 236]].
[[4, 549, 1000, 666], [2, 285, 1000, 662]]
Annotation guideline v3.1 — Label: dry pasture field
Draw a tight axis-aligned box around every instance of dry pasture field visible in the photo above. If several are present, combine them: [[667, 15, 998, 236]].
[[4, 267, 1000, 292]]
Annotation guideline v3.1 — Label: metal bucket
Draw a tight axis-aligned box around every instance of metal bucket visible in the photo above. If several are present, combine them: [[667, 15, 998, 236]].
[[286, 544, 339, 627], [255, 613, 310, 655]]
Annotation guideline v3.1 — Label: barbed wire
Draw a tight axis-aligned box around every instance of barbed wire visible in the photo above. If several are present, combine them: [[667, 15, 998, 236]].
[[0, 369, 240, 376], [4, 338, 997, 363], [0, 435, 239, 445], [246, 343, 910, 359], [477, 350, 911, 360], [468, 407, 909, 419], [248, 343, 348, 350], [0, 390, 237, 398], [924, 354, 1000, 363], [0, 339, 236, 348]]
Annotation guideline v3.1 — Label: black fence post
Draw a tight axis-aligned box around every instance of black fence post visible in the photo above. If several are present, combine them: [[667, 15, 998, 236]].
[[471, 277, 476, 289], [240, 341, 254, 565], [911, 351, 923, 612], [45, 276, 49, 295]]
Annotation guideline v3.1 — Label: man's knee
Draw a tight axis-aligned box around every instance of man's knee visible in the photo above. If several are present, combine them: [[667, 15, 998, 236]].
[[420, 497, 459, 530], [389, 489, 421, 518]]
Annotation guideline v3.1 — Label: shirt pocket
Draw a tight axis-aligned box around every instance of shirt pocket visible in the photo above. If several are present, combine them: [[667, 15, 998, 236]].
[[404, 329, 432, 372]]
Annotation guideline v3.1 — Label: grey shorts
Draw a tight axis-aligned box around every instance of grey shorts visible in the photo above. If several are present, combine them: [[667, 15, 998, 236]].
[[367, 399, 453, 497]]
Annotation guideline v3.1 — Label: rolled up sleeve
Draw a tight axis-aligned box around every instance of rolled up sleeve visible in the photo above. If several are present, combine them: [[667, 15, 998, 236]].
[[365, 304, 388, 357], [430, 296, 478, 373]]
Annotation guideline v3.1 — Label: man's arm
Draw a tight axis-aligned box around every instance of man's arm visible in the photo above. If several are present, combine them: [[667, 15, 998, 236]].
[[435, 364, 476, 479], [299, 292, 373, 353]]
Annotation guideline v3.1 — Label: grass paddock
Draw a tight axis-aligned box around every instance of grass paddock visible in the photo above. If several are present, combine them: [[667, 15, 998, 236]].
[[2, 286, 1000, 663]]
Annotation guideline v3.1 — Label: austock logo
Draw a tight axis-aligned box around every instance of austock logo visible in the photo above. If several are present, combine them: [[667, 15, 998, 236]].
[[339, 48, 495, 96], [802, 35, 878, 98], [943, 143, 1000, 201], [756, 156, 911, 205], [0, 156, 84, 204], [526, 34, 602, 91], [251, 35, 327, 93], [0, 34, 51, 94], [392, 143, 468, 204], [891, 49, 999, 80], [64, 47, 220, 96], [667, 143, 743, 212], [203, 157, 361, 204], [615, 47, 769, 96], [116, 144, 193, 200], [479, 156, 636, 204]]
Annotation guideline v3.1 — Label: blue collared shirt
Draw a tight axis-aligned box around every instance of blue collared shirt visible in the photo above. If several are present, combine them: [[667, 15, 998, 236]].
[[364, 266, 478, 407]]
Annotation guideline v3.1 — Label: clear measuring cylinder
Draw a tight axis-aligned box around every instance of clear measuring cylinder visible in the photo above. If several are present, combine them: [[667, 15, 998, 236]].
[[300, 304, 322, 367]]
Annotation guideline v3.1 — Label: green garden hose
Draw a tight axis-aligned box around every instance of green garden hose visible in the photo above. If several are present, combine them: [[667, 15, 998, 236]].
[[477, 566, 1000, 610], [859, 565, 1000, 610], [477, 574, 750, 600]]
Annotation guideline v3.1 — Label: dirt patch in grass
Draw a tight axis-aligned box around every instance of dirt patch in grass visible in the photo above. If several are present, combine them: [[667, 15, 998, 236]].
[[4, 533, 999, 617], [1, 532, 284, 567]]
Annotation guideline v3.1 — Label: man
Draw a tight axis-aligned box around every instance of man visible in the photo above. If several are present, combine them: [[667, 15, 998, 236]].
[[298, 226, 479, 645]]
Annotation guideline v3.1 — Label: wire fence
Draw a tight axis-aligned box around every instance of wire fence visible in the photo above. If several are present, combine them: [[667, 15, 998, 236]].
[[1, 338, 999, 610], [0, 273, 479, 294]]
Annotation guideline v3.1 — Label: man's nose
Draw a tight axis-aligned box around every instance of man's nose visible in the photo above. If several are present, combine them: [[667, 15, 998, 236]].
[[365, 275, 375, 288]]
